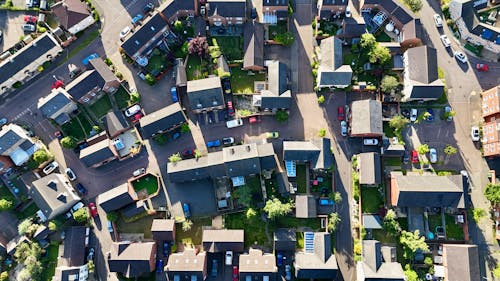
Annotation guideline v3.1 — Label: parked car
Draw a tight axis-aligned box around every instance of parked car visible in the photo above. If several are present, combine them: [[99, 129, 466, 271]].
[[143, 2, 154, 13], [471, 126, 480, 141], [266, 132, 279, 139], [131, 14, 143, 25], [54, 130, 63, 140], [22, 24, 35, 32], [120, 26, 131, 39], [440, 35, 451, 48], [433, 14, 443, 27], [232, 266, 239, 281], [222, 79, 232, 94], [285, 265, 292, 281], [51, 80, 64, 89], [182, 149, 195, 158], [277, 253, 283, 266], [363, 139, 379, 146], [65, 168, 76, 181], [227, 101, 235, 116], [81, 53, 98, 65], [76, 183, 87, 195], [426, 108, 434, 121], [222, 137, 234, 145], [172, 132, 181, 140], [107, 221, 114, 233], [226, 118, 243, 128], [410, 108, 418, 122], [248, 116, 261, 124], [340, 120, 347, 137], [476, 63, 489, 72], [337, 106, 345, 121], [429, 148, 438, 163], [24, 15, 37, 23], [251, 7, 257, 19], [163, 241, 170, 257], [211, 259, 218, 277], [0, 118, 7, 126], [345, 6, 351, 17], [200, 5, 206, 16], [87, 247, 94, 261], [43, 161, 59, 175], [183, 203, 191, 219], [88, 202, 98, 218], [207, 139, 221, 148], [225, 251, 233, 265], [170, 87, 178, 102], [130, 112, 143, 123], [124, 104, 141, 117], [71, 201, 84, 213], [156, 259, 164, 273], [403, 151, 409, 164], [454, 51, 467, 64], [133, 168, 145, 177], [411, 150, 419, 163]]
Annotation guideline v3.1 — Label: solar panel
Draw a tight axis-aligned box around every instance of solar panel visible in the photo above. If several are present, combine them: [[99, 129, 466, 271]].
[[304, 232, 315, 253]]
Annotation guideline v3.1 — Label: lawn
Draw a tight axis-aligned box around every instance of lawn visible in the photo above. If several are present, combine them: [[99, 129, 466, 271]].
[[186, 55, 208, 81], [16, 202, 39, 220], [40, 241, 59, 281], [317, 20, 339, 37], [375, 31, 392, 42], [116, 214, 156, 238], [0, 184, 15, 202], [296, 164, 307, 194], [145, 52, 169, 76], [225, 212, 269, 247], [212, 36, 243, 61], [113, 86, 132, 109], [61, 112, 94, 141], [88, 94, 112, 118], [361, 187, 383, 213], [264, 175, 281, 199], [230, 67, 266, 94], [383, 157, 402, 167], [269, 21, 288, 40], [445, 214, 464, 240], [176, 217, 212, 247], [131, 174, 159, 195]]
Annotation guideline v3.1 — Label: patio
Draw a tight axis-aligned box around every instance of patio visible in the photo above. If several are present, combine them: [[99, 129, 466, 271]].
[[112, 129, 141, 158], [131, 174, 160, 198]]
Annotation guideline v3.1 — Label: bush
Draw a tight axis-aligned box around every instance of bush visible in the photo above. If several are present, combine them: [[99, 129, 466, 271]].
[[60, 136, 77, 149], [318, 128, 326, 137], [107, 212, 119, 222], [13, 81, 22, 89], [33, 150, 49, 164], [275, 110, 289, 123], [104, 58, 113, 66], [153, 134, 167, 145], [73, 207, 90, 224], [145, 74, 156, 85], [237, 109, 252, 117], [37, 26, 46, 33], [404, 0, 423, 12], [0, 199, 13, 211], [274, 32, 295, 47], [130, 92, 140, 103], [180, 123, 190, 133], [317, 95, 325, 104], [169, 153, 182, 163], [115, 72, 123, 80]]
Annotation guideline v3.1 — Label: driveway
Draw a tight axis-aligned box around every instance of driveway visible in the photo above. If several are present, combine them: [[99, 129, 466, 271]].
[[0, 10, 38, 53]]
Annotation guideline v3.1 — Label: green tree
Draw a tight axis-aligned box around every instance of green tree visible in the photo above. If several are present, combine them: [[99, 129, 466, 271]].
[[194, 149, 204, 159], [246, 208, 257, 219], [471, 208, 486, 223], [88, 260, 95, 273], [417, 144, 429, 155], [24, 255, 43, 277], [369, 44, 391, 64], [274, 32, 295, 46], [169, 153, 182, 163], [263, 198, 293, 220], [48, 221, 57, 231], [318, 128, 327, 137], [130, 92, 140, 103], [182, 220, 193, 231], [389, 115, 409, 131], [14, 241, 42, 264], [233, 185, 253, 207], [153, 134, 167, 145], [424, 256, 433, 266], [484, 183, 500, 204], [329, 192, 342, 203], [60, 136, 77, 149], [382, 209, 401, 235], [145, 74, 156, 86], [0, 198, 13, 211], [18, 219, 34, 235], [444, 144, 457, 156], [404, 0, 423, 12], [73, 207, 90, 224], [317, 95, 325, 104], [400, 230, 429, 260], [33, 150, 49, 164], [327, 212, 341, 233], [381, 75, 399, 93], [494, 263, 500, 278], [0, 272, 8, 281], [360, 33, 376, 49], [275, 110, 289, 123], [404, 264, 419, 281], [107, 211, 119, 222], [173, 20, 183, 32], [180, 123, 190, 133]]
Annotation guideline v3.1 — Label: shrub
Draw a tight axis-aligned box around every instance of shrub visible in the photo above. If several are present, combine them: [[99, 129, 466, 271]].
[[169, 153, 182, 163], [73, 207, 90, 224], [274, 32, 295, 47], [180, 123, 190, 133], [145, 74, 156, 85], [0, 199, 13, 211], [37, 66, 44, 72], [153, 134, 167, 145], [318, 128, 326, 137], [104, 58, 113, 66], [317, 95, 325, 104], [130, 92, 140, 103], [275, 110, 289, 123], [33, 150, 49, 164], [106, 212, 119, 222], [115, 72, 123, 80], [60, 136, 77, 149]]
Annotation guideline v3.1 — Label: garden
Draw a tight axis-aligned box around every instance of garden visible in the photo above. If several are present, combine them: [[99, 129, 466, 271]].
[[40, 241, 59, 281], [269, 21, 288, 40], [114, 86, 135, 109], [145, 50, 171, 76], [427, 213, 464, 240], [315, 20, 339, 38], [295, 164, 307, 193], [360, 186, 384, 213], [131, 174, 159, 197], [175, 217, 212, 247], [88, 94, 112, 118], [186, 55, 212, 81], [60, 112, 94, 141], [229, 67, 266, 94], [211, 36, 243, 61]]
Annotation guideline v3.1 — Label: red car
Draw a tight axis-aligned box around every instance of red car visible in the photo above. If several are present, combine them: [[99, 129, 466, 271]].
[[337, 106, 345, 121], [24, 15, 37, 23], [88, 202, 98, 218], [227, 101, 235, 116], [131, 112, 143, 123], [232, 266, 238, 281], [249, 116, 261, 124], [51, 80, 64, 89], [182, 148, 194, 158], [411, 150, 419, 163], [476, 63, 489, 72]]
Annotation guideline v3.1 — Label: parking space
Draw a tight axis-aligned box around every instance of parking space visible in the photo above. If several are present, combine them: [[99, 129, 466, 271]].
[[0, 11, 37, 52]]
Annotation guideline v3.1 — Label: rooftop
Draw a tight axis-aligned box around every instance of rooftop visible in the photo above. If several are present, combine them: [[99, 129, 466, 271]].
[[30, 173, 80, 219], [350, 100, 383, 136], [239, 249, 277, 273], [166, 248, 206, 272]]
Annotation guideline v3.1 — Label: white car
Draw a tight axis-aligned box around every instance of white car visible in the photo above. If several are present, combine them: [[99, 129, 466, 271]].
[[120, 26, 131, 39], [124, 104, 141, 117], [225, 251, 233, 266], [43, 161, 59, 175], [440, 35, 451, 48], [363, 139, 379, 146], [65, 168, 76, 181], [133, 168, 145, 177], [410, 108, 418, 122], [429, 148, 437, 163], [433, 14, 443, 27], [471, 126, 480, 141], [226, 118, 243, 129], [340, 120, 347, 137], [454, 51, 467, 64], [71, 201, 84, 212], [345, 7, 351, 17]]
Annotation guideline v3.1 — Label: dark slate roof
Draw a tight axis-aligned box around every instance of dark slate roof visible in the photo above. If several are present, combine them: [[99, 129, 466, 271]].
[[257, 143, 277, 170], [19, 139, 34, 151], [392, 173, 465, 208], [139, 103, 187, 139], [223, 144, 262, 177], [65, 70, 105, 101], [405, 46, 438, 84], [263, 0, 288, 6], [261, 61, 291, 110], [108, 241, 156, 278], [0, 126, 23, 155], [33, 225, 50, 241], [160, 0, 195, 19], [202, 229, 245, 252], [443, 244, 480, 281], [243, 22, 264, 69], [207, 0, 246, 18], [167, 151, 225, 182], [54, 113, 71, 126], [103, 111, 129, 138], [294, 233, 338, 279], [341, 18, 367, 38], [358, 152, 381, 185], [322, 0, 347, 5], [274, 229, 296, 251], [0, 34, 59, 86], [283, 138, 333, 170], [79, 138, 116, 167], [407, 85, 445, 100], [186, 77, 224, 111], [97, 183, 136, 212], [363, 0, 414, 24], [51, 0, 91, 30], [63, 226, 87, 266], [122, 201, 147, 218], [120, 13, 168, 58], [360, 240, 405, 280], [38, 89, 73, 118], [54, 267, 82, 281]]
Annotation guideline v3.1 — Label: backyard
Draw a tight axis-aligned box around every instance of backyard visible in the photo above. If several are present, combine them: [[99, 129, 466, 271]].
[[176, 217, 212, 247], [361, 186, 384, 213], [116, 214, 156, 239], [269, 21, 288, 40], [16, 202, 39, 220], [264, 175, 281, 199], [61, 112, 94, 141], [131, 174, 159, 196], [145, 51, 170, 76], [296, 164, 307, 193], [428, 213, 464, 240], [88, 94, 112, 118], [40, 241, 59, 281], [113, 86, 133, 109], [230, 67, 266, 94], [316, 20, 339, 37], [186, 55, 211, 81], [211, 36, 243, 61], [225, 211, 269, 247]]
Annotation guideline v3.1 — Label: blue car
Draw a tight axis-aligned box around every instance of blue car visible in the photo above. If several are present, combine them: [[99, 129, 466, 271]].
[[131, 14, 143, 25], [172, 132, 180, 140], [82, 53, 98, 65], [207, 139, 221, 148], [183, 203, 191, 219], [163, 242, 170, 257], [156, 259, 164, 273], [76, 183, 87, 195], [426, 109, 434, 121], [277, 253, 283, 266], [170, 87, 178, 102]]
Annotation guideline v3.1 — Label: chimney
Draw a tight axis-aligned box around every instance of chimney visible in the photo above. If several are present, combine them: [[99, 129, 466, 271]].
[[246, 145, 251, 152], [230, 148, 235, 154]]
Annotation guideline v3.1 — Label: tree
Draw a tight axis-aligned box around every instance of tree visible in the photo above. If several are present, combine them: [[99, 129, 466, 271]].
[[88, 260, 95, 273], [274, 32, 295, 46], [389, 115, 409, 131], [318, 128, 326, 137], [424, 256, 433, 266], [0, 272, 8, 281], [60, 136, 77, 149], [169, 153, 182, 163], [317, 95, 325, 104], [130, 92, 140, 103], [180, 123, 190, 133], [32, 150, 49, 164], [263, 198, 293, 220], [18, 219, 34, 235], [194, 149, 204, 159], [327, 213, 341, 233], [484, 183, 500, 204], [48, 221, 57, 231], [24, 255, 43, 277], [471, 208, 486, 223], [360, 33, 376, 49], [233, 185, 253, 207], [14, 241, 42, 264], [0, 198, 13, 211], [145, 74, 156, 86], [275, 110, 289, 123], [400, 230, 429, 260], [404, 264, 419, 281], [404, 0, 423, 12], [329, 192, 342, 203], [368, 44, 391, 64], [153, 134, 167, 145], [246, 208, 257, 219], [107, 211, 119, 222], [444, 145, 457, 156], [73, 207, 90, 224], [173, 20, 183, 32], [443, 109, 456, 120], [188, 36, 209, 57], [382, 209, 401, 235], [417, 144, 429, 155], [494, 263, 500, 278], [381, 75, 399, 93], [182, 220, 193, 231]]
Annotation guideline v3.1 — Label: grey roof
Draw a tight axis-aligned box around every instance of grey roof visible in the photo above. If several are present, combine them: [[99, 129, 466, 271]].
[[263, 0, 289, 6], [274, 229, 296, 251], [283, 138, 333, 170], [239, 249, 278, 273], [151, 219, 175, 241], [443, 244, 480, 281], [120, 13, 168, 57], [257, 143, 277, 170], [89, 57, 117, 83], [79, 138, 116, 167], [243, 22, 265, 70], [358, 152, 381, 185], [33, 225, 50, 241], [166, 248, 206, 273], [186, 77, 224, 111], [224, 143, 261, 177], [108, 241, 156, 278], [51, 0, 91, 30], [97, 183, 137, 212], [318, 37, 352, 87], [350, 100, 383, 136], [122, 200, 147, 218], [103, 111, 130, 138], [295, 195, 317, 218], [54, 266, 82, 281], [402, 18, 423, 42], [38, 89, 73, 118], [54, 113, 71, 125], [62, 226, 87, 267], [202, 229, 244, 252], [65, 70, 105, 101], [405, 46, 439, 84], [176, 59, 187, 87], [341, 18, 367, 38], [139, 103, 187, 139], [0, 33, 59, 86], [261, 61, 291, 109], [362, 214, 382, 229], [294, 232, 338, 279], [207, 0, 246, 18], [0, 125, 24, 155], [363, 0, 414, 24], [167, 151, 225, 182], [30, 173, 80, 219], [391, 172, 465, 208], [360, 240, 405, 280], [160, 0, 195, 19]]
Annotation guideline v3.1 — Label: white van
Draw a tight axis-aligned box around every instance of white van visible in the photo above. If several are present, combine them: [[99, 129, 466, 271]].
[[226, 118, 243, 128]]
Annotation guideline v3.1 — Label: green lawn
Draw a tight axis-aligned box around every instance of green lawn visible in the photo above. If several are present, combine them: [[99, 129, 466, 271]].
[[186, 55, 207, 81], [230, 67, 266, 94], [269, 21, 288, 40], [445, 214, 464, 240], [317, 20, 338, 37], [113, 86, 132, 109], [212, 36, 243, 61], [61, 112, 94, 141], [40, 242, 59, 281], [383, 158, 402, 167], [145, 52, 169, 76], [88, 94, 112, 118], [116, 214, 154, 238], [375, 31, 392, 42], [225, 212, 269, 247], [176, 217, 212, 247], [361, 187, 383, 213], [0, 185, 15, 202], [296, 164, 307, 193], [264, 176, 280, 199], [131, 174, 159, 195], [16, 202, 39, 220]]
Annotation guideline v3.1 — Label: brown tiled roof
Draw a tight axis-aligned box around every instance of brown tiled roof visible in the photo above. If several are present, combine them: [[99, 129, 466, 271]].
[[52, 0, 91, 30]]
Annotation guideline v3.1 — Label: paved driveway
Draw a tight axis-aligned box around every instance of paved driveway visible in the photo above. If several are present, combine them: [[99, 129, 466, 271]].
[[0, 10, 37, 52]]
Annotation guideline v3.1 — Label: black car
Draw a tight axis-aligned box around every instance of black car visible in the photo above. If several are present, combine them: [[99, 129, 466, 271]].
[[143, 2, 154, 13], [251, 7, 257, 19], [76, 183, 87, 195], [222, 79, 232, 94]]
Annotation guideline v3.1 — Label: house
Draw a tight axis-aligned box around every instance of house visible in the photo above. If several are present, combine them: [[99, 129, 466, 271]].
[[318, 0, 349, 20], [273, 229, 296, 252], [402, 46, 444, 101], [53, 265, 89, 281], [357, 152, 381, 186], [59, 226, 89, 267], [252, 61, 291, 112], [262, 0, 289, 24], [166, 248, 207, 281], [107, 241, 157, 278], [295, 195, 317, 218], [186, 77, 225, 113], [97, 182, 138, 212], [206, 0, 246, 26], [0, 124, 39, 166], [6, 235, 29, 256], [89, 58, 120, 91], [0, 212, 19, 254], [29, 173, 81, 221], [339, 17, 367, 44], [294, 232, 338, 279], [243, 22, 265, 71], [160, 0, 196, 23], [449, 0, 500, 59], [33, 224, 51, 242], [103, 110, 130, 139], [389, 172, 465, 208], [439, 244, 480, 281], [239, 249, 278, 281], [356, 240, 405, 281], [0, 33, 62, 96], [349, 99, 383, 137], [202, 229, 244, 252], [283, 138, 333, 177], [168, 143, 276, 182], [139, 103, 187, 139], [51, 0, 95, 34], [481, 86, 500, 157], [38, 88, 78, 125], [151, 219, 176, 241], [79, 137, 118, 168], [317, 37, 353, 89]]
